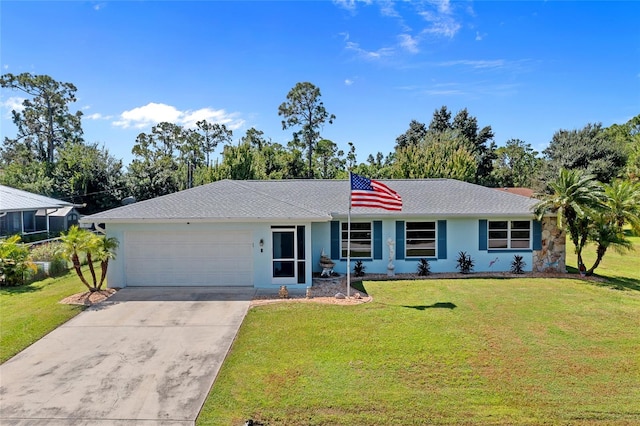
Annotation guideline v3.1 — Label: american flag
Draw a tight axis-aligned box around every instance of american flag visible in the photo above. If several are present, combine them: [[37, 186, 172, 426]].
[[350, 173, 402, 211]]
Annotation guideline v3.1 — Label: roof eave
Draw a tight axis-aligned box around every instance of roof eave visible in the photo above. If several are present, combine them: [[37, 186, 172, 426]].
[[1, 205, 73, 213], [79, 215, 333, 224], [330, 211, 540, 219]]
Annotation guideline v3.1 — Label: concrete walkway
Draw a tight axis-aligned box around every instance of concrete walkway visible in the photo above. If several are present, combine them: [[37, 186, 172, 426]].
[[0, 287, 255, 426]]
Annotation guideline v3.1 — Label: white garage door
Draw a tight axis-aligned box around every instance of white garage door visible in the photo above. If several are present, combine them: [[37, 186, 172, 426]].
[[124, 231, 253, 286]]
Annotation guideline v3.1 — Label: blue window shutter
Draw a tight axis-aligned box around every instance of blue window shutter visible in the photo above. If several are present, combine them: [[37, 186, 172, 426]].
[[533, 220, 542, 250], [395, 221, 405, 260], [437, 220, 447, 259], [373, 221, 382, 259], [479, 219, 488, 251], [330, 221, 340, 259]]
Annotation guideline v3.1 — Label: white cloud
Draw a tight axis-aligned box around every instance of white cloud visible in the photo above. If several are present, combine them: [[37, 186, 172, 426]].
[[333, 0, 371, 12], [181, 107, 244, 130], [345, 41, 394, 60], [419, 11, 461, 38], [436, 59, 535, 74], [438, 59, 507, 69], [379, 0, 400, 18], [425, 88, 466, 96], [2, 96, 26, 113], [398, 34, 419, 54], [344, 79, 354, 86], [475, 31, 486, 41], [85, 112, 113, 120], [113, 103, 181, 128], [428, 0, 451, 15], [398, 80, 519, 98], [339, 0, 466, 63], [112, 102, 244, 131]]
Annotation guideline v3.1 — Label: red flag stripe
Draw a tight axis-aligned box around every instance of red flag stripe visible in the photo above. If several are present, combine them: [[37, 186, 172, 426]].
[[350, 173, 402, 211]]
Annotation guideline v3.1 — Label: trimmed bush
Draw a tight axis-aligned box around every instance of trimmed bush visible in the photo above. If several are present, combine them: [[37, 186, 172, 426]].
[[30, 242, 68, 277]]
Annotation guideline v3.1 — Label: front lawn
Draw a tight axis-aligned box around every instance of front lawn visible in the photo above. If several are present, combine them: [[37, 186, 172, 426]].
[[198, 238, 640, 425], [0, 268, 91, 363], [572, 234, 639, 290]]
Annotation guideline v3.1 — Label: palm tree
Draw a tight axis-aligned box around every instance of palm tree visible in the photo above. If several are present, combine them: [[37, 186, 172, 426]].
[[602, 179, 640, 234], [95, 236, 119, 290], [586, 215, 633, 275], [60, 226, 95, 292], [534, 168, 606, 269], [585, 179, 640, 275]]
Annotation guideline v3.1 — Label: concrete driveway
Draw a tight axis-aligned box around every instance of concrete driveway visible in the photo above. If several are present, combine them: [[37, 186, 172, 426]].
[[0, 286, 255, 425]]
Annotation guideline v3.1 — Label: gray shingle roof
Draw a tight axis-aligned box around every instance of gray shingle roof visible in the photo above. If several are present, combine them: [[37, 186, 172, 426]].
[[0, 185, 74, 213], [82, 179, 539, 223]]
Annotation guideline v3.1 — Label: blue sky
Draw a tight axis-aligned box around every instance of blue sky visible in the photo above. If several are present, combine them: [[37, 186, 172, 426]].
[[1, 1, 639, 166]]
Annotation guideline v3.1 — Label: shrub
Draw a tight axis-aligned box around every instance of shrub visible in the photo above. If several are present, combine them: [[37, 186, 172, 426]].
[[354, 260, 365, 277], [30, 242, 62, 261], [456, 251, 474, 274], [511, 255, 526, 274], [30, 242, 68, 277], [0, 235, 37, 286], [417, 259, 431, 276]]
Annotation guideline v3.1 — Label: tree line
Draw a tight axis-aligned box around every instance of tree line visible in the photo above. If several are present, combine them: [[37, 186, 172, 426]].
[[1, 73, 638, 213]]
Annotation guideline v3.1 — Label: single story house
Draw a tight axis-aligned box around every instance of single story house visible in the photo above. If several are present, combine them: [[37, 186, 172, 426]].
[[80, 179, 566, 290], [35, 206, 80, 234], [494, 187, 535, 198], [0, 185, 76, 237]]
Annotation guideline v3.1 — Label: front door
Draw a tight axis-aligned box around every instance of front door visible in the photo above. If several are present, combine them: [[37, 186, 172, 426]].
[[272, 227, 297, 285]]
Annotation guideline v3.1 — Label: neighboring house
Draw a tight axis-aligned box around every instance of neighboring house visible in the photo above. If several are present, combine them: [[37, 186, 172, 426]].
[[0, 185, 75, 237], [80, 179, 566, 290], [494, 187, 535, 198], [36, 206, 80, 234]]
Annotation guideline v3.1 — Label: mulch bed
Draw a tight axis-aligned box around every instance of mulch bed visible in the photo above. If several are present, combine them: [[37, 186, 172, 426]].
[[59, 288, 118, 306], [59, 272, 602, 307]]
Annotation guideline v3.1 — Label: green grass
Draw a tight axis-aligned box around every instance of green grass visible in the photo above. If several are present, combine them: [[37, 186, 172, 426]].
[[198, 238, 640, 425], [0, 268, 91, 363], [569, 234, 640, 291]]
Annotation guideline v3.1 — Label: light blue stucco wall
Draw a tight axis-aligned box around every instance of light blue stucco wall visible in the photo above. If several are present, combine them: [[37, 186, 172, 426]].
[[311, 217, 534, 275], [105, 217, 536, 289]]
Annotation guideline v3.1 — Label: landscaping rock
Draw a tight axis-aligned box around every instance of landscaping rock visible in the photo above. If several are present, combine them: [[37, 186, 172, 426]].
[[334, 292, 346, 299]]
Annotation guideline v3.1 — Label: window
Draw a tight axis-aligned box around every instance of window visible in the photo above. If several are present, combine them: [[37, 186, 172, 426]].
[[341, 222, 372, 258], [488, 220, 531, 249], [406, 221, 436, 257], [23, 211, 36, 233]]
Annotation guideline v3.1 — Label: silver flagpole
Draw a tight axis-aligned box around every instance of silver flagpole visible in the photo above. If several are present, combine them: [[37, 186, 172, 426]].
[[347, 172, 352, 298]]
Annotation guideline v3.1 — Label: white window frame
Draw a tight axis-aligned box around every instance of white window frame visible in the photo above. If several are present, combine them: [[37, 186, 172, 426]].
[[405, 221, 437, 258], [341, 221, 372, 259], [488, 220, 532, 250]]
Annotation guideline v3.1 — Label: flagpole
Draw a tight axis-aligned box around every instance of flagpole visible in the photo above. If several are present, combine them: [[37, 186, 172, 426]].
[[347, 172, 352, 298]]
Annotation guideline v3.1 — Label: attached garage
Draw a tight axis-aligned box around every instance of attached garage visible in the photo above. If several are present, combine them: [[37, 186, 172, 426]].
[[124, 230, 253, 287]]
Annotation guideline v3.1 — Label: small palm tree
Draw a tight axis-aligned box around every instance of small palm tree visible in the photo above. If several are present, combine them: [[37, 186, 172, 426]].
[[95, 236, 119, 290], [585, 180, 640, 275], [602, 179, 640, 234], [586, 216, 633, 275], [534, 169, 606, 269], [60, 226, 97, 292]]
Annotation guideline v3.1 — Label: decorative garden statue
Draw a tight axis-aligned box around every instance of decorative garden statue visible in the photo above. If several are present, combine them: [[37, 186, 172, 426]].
[[319, 249, 335, 278]]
